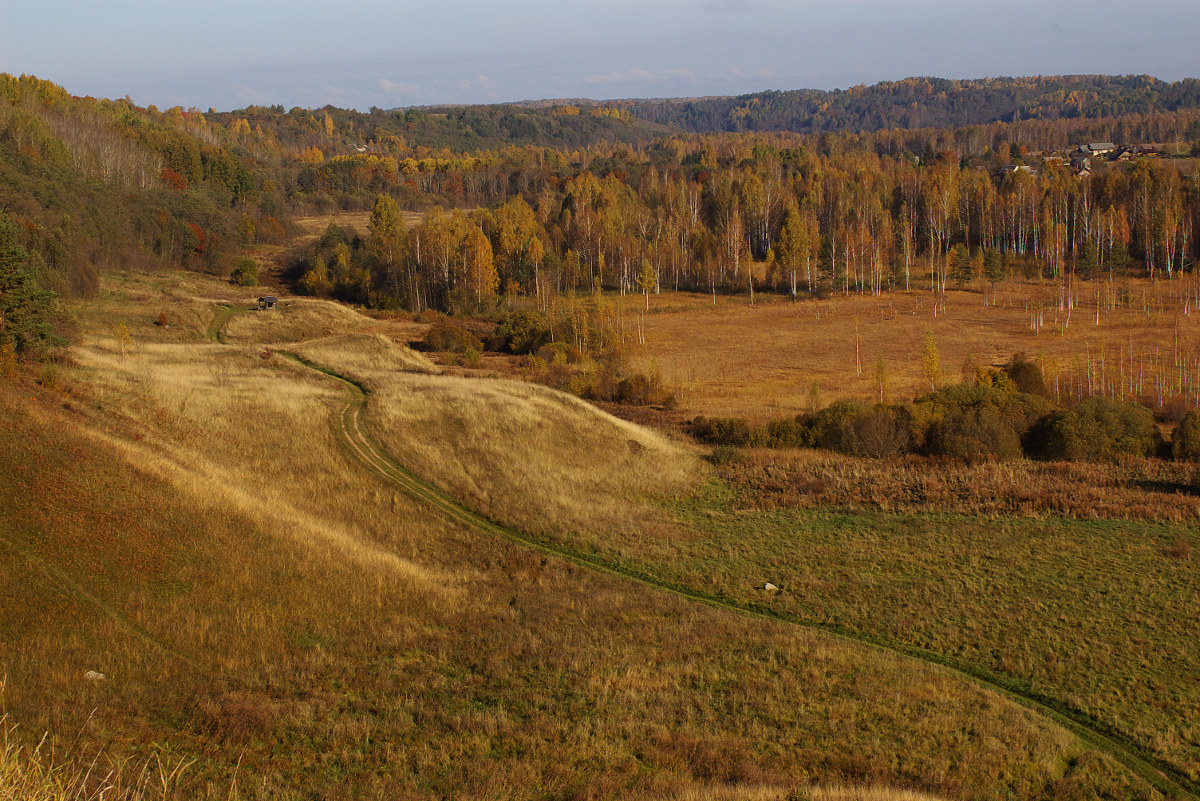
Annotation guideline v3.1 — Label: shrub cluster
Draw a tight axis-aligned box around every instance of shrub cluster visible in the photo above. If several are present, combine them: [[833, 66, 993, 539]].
[[690, 363, 1178, 464], [493, 310, 550, 355], [519, 343, 675, 408], [1173, 409, 1200, 461], [1027, 397, 1163, 461], [423, 316, 482, 355], [230, 258, 259, 287]]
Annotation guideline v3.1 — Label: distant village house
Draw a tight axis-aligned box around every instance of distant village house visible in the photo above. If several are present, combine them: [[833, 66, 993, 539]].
[[257, 296, 278, 310]]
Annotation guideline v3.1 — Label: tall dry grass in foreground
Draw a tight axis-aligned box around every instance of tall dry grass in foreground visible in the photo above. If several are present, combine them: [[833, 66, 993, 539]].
[[661, 787, 945, 801], [1, 710, 192, 800]]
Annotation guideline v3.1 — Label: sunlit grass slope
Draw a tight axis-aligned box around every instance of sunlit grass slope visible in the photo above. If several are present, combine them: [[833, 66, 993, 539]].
[[296, 331, 703, 543], [0, 271, 1165, 799]]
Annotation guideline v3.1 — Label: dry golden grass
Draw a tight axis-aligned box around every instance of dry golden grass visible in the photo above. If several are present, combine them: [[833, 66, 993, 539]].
[[721, 447, 1200, 522], [223, 297, 384, 344], [629, 279, 1200, 419], [72, 344, 457, 598], [283, 323, 703, 542], [1, 711, 193, 801], [67, 278, 464, 607], [660, 788, 946, 801], [5, 369, 1120, 799], [0, 269, 1170, 799], [291, 332, 439, 379], [365, 370, 704, 540], [293, 209, 424, 239]]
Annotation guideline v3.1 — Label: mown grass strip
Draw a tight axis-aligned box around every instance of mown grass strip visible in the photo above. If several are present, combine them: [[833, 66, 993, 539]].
[[284, 353, 1199, 800]]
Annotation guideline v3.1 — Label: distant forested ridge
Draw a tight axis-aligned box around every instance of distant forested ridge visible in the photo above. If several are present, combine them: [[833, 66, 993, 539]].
[[210, 102, 657, 156], [611, 75, 1200, 134]]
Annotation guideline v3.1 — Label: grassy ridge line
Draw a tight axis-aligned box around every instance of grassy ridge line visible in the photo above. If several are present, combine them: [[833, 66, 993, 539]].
[[283, 351, 1199, 801], [0, 530, 198, 670]]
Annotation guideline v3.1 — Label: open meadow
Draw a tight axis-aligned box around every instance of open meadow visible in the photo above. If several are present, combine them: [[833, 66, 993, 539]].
[[1, 270, 1187, 799], [621, 276, 1200, 421]]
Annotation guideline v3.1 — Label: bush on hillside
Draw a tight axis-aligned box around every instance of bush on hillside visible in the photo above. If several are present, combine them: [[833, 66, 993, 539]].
[[763, 416, 808, 449], [425, 316, 481, 354], [854, 407, 911, 459], [913, 383, 1053, 460], [806, 399, 874, 455], [689, 416, 752, 447], [1003, 353, 1048, 397], [495, 310, 550, 354], [230, 258, 258, 287], [927, 406, 1023, 461], [1027, 397, 1162, 462], [1172, 409, 1200, 461]]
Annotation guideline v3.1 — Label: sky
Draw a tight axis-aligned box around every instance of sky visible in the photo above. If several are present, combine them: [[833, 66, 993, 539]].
[[3, 0, 1198, 112]]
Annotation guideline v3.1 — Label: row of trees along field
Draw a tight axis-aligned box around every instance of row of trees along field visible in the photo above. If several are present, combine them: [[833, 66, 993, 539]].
[[292, 121, 1200, 316], [691, 353, 1200, 464]]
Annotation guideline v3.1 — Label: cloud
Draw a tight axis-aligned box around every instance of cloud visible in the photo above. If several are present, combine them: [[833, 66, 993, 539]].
[[378, 78, 420, 97], [582, 68, 700, 89], [232, 84, 270, 105], [663, 68, 698, 82], [704, 0, 752, 10], [454, 73, 499, 99], [583, 69, 656, 87]]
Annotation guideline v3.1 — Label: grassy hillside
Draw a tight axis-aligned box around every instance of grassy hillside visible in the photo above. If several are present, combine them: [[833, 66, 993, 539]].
[[0, 270, 1171, 799]]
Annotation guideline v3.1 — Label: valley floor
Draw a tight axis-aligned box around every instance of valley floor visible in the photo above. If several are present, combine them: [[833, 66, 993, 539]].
[[2, 270, 1196, 800]]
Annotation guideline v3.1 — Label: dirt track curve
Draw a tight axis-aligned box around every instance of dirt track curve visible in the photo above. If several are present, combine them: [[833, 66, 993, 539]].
[[281, 350, 1200, 800]]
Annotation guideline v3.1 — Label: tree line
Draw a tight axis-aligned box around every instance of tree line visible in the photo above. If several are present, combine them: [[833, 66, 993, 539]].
[[619, 75, 1200, 135], [6, 71, 1200, 364], [690, 354, 1200, 465], [291, 128, 1200, 316]]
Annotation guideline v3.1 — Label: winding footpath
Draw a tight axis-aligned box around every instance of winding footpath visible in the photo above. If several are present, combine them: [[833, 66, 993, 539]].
[[286, 354, 1197, 800], [202, 305, 1197, 798]]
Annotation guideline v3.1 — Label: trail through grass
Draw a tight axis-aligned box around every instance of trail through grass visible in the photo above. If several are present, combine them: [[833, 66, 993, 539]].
[[285, 350, 1200, 800]]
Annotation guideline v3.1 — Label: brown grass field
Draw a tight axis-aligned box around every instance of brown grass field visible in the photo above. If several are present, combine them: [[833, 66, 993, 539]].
[[293, 210, 426, 239], [620, 277, 1200, 420], [1, 269, 1195, 799]]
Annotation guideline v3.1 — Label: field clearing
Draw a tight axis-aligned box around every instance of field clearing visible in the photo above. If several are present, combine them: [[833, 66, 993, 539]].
[[410, 366, 1200, 785], [1, 270, 1156, 799], [626, 278, 1200, 419], [294, 209, 428, 239]]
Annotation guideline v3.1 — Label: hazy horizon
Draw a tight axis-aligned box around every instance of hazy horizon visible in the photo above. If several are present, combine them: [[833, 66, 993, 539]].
[[5, 1, 1199, 112]]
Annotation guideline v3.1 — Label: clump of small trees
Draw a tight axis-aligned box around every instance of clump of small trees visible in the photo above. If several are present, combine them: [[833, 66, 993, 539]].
[[419, 303, 675, 408], [689, 355, 1184, 464]]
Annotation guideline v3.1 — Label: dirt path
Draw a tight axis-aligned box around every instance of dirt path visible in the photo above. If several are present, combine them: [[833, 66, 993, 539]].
[[282, 351, 1199, 800], [205, 302, 250, 343]]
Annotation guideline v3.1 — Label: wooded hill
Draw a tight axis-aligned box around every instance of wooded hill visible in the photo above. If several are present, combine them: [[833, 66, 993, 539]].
[[0, 75, 292, 305], [610, 75, 1200, 135], [5, 72, 1200, 361]]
